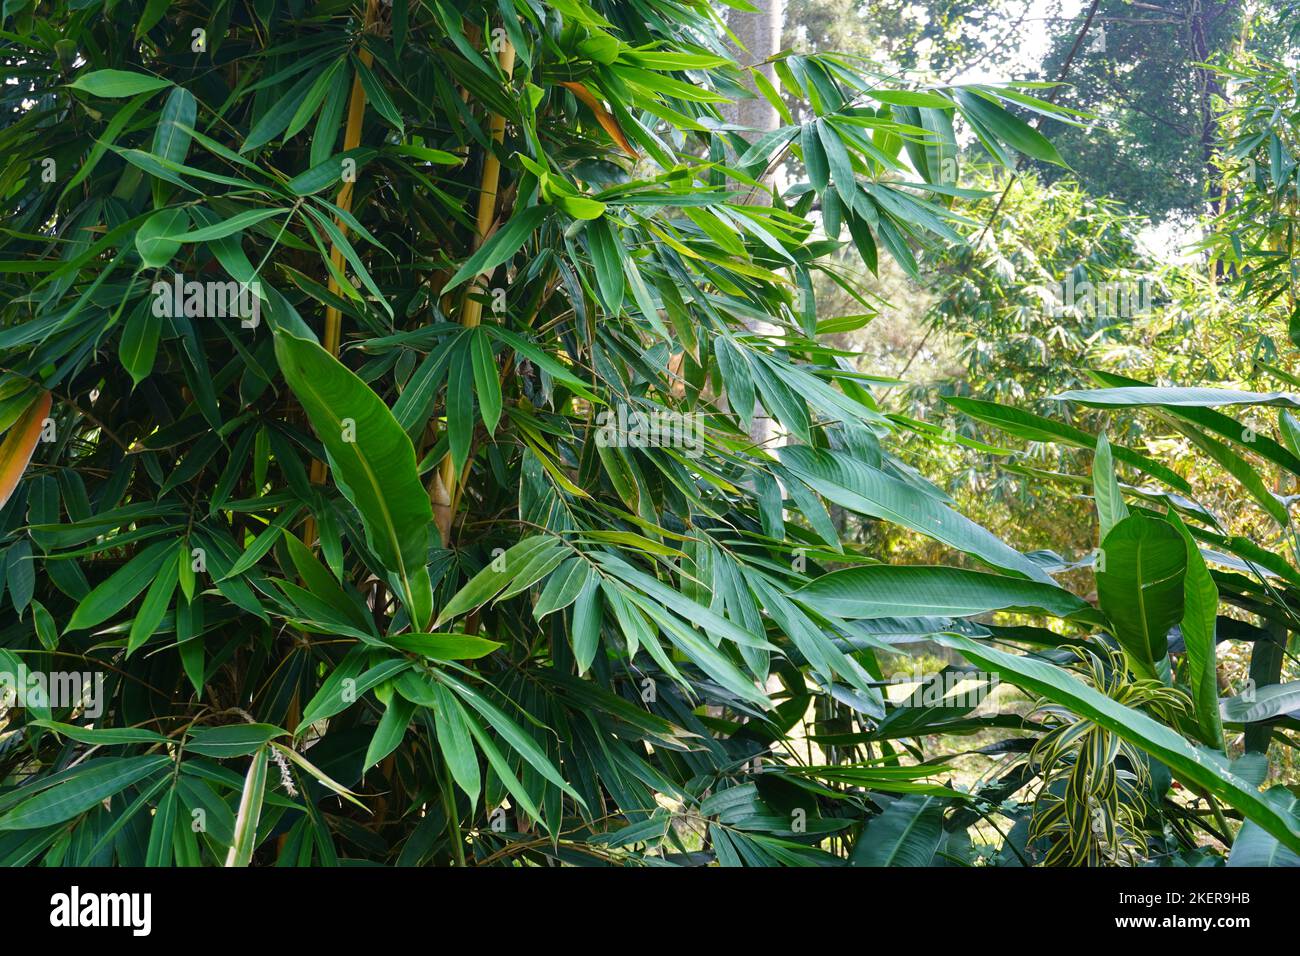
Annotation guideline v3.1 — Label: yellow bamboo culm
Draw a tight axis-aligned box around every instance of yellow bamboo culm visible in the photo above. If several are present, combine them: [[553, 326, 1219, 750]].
[[304, 0, 381, 546], [321, 10, 379, 357], [433, 37, 516, 545]]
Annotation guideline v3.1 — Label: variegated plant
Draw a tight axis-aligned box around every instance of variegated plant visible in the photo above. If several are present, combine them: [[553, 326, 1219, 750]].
[[0, 0, 1296, 868]]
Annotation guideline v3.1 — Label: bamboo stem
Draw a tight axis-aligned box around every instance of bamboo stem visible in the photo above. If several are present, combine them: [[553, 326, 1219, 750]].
[[433, 37, 516, 546], [304, 0, 380, 547], [281, 8, 380, 863]]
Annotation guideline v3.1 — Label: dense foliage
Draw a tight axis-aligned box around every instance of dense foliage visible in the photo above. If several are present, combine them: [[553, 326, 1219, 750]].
[[0, 0, 1297, 868]]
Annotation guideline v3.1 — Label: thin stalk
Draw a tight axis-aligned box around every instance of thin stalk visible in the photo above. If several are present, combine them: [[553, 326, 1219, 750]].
[[303, 0, 380, 545], [1210, 795, 1233, 848], [438, 747, 467, 866], [432, 36, 516, 545], [277, 0, 379, 865]]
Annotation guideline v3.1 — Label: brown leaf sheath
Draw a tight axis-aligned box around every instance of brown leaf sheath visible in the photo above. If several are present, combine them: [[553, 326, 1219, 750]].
[[0, 390, 51, 510], [559, 81, 638, 159]]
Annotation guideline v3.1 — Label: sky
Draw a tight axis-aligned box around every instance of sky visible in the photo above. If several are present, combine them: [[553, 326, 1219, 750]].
[[946, 0, 1203, 263], [950, 0, 1087, 85]]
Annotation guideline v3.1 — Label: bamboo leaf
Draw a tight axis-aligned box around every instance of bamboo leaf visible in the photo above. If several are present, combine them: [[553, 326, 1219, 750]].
[[797, 565, 1088, 619], [67, 539, 176, 633], [442, 206, 550, 292], [0, 757, 169, 830], [274, 330, 434, 626], [470, 327, 502, 434], [224, 748, 268, 866], [70, 70, 172, 98]]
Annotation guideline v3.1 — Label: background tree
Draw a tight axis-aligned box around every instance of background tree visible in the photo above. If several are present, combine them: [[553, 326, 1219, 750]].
[[1029, 0, 1300, 220], [2, 0, 1297, 869]]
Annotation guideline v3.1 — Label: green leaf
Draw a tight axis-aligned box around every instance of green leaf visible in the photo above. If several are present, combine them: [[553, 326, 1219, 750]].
[[586, 216, 624, 313], [387, 144, 461, 165], [187, 723, 286, 758], [126, 557, 178, 656], [1220, 682, 1300, 724], [283, 532, 371, 632], [177, 538, 195, 601], [1228, 787, 1300, 867], [241, 68, 320, 153], [0, 756, 169, 830], [135, 0, 171, 38], [119, 299, 163, 387], [135, 208, 190, 268], [570, 574, 602, 675], [176, 596, 205, 696], [446, 335, 473, 476], [1096, 514, 1186, 679], [152, 86, 197, 166], [1168, 512, 1223, 749], [442, 206, 550, 292], [381, 632, 502, 661], [801, 122, 828, 191], [67, 539, 176, 632], [286, 148, 374, 196], [70, 70, 172, 98], [30, 720, 167, 746], [944, 395, 1192, 493], [301, 205, 392, 318], [1087, 370, 1300, 477], [220, 506, 301, 580], [849, 794, 944, 866], [628, 593, 771, 707], [310, 65, 351, 168], [274, 330, 434, 627], [1058, 386, 1300, 409], [955, 89, 1064, 166], [553, 191, 608, 221], [1280, 410, 1300, 457], [470, 327, 502, 433], [533, 558, 590, 619], [483, 324, 597, 397], [145, 786, 178, 867], [434, 536, 561, 625], [364, 694, 416, 771], [284, 59, 345, 143], [225, 748, 268, 866], [434, 670, 584, 805], [492, 543, 569, 603], [422, 679, 480, 805], [299, 656, 411, 728], [796, 565, 1088, 619], [165, 207, 288, 243], [817, 117, 857, 205], [942, 634, 1300, 857], [353, 57, 405, 134], [31, 600, 57, 651], [780, 445, 1053, 582], [1092, 433, 1128, 540]]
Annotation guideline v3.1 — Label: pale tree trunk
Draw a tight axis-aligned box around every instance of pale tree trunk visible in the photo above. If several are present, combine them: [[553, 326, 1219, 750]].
[[724, 0, 784, 133], [719, 2, 789, 731], [723, 0, 785, 450]]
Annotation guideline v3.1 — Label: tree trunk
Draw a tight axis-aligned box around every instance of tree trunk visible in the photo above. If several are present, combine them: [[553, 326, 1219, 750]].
[[1190, 0, 1236, 220], [724, 0, 785, 450], [724, 0, 784, 133]]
